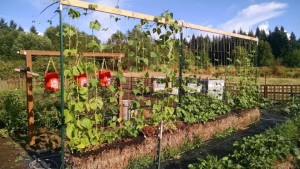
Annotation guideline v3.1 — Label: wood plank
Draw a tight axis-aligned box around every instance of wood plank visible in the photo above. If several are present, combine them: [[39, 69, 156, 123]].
[[25, 54, 35, 146], [19, 50, 124, 58], [14, 68, 40, 77], [60, 0, 259, 42]]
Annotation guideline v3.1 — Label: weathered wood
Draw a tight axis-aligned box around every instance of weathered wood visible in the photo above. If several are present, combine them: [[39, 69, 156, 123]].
[[25, 54, 35, 146], [19, 50, 124, 58], [14, 68, 40, 77], [60, 0, 259, 42]]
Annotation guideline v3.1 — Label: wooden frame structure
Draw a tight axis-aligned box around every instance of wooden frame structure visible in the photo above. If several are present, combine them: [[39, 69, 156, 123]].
[[60, 0, 259, 42], [19, 50, 124, 145]]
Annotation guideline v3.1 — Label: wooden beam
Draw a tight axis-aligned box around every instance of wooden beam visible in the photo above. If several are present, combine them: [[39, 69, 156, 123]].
[[14, 68, 40, 77], [60, 0, 259, 42], [19, 50, 124, 58], [25, 54, 35, 146], [81, 52, 124, 57]]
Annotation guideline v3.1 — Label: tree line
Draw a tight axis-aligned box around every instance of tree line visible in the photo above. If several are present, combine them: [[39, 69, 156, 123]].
[[0, 17, 300, 68]]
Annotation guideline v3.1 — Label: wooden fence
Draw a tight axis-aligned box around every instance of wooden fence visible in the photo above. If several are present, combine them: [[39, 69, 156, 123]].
[[0, 78, 43, 91], [1, 78, 300, 101], [260, 85, 300, 101]]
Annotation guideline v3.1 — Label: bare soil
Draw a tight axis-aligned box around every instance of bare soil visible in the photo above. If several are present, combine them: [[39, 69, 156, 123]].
[[0, 137, 30, 169]]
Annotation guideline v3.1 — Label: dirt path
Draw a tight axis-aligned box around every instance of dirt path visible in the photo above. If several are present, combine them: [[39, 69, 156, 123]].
[[149, 111, 287, 169], [0, 134, 61, 169], [0, 136, 30, 169]]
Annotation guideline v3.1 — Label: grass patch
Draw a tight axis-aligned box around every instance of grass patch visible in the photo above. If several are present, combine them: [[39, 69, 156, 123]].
[[214, 128, 237, 139], [126, 137, 203, 169]]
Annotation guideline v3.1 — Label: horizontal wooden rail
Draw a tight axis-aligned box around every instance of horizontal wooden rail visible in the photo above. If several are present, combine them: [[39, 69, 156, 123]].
[[19, 50, 124, 58], [60, 0, 259, 42]]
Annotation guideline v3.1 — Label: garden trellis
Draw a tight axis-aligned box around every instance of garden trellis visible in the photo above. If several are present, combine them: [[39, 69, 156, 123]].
[[18, 49, 124, 146], [29, 0, 260, 168]]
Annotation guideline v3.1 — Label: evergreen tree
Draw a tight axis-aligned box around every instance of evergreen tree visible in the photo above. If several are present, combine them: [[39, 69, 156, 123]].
[[17, 26, 24, 32], [285, 49, 300, 67], [9, 20, 17, 30], [257, 41, 274, 66], [30, 25, 38, 34], [0, 18, 8, 29], [248, 30, 254, 37], [267, 26, 289, 61]]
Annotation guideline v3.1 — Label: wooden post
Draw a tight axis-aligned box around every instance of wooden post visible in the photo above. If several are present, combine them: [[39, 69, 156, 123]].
[[25, 53, 35, 145], [117, 58, 123, 121]]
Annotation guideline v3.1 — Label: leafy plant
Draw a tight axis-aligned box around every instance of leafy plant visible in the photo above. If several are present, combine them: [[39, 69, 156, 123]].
[[176, 93, 231, 124], [188, 156, 242, 169]]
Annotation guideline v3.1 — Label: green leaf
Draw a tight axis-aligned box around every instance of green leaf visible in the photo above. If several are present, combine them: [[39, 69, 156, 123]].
[[132, 89, 140, 95], [128, 40, 134, 46], [89, 20, 101, 31], [72, 67, 80, 76], [64, 69, 71, 77], [145, 100, 152, 106], [81, 118, 93, 129], [79, 87, 88, 95], [109, 85, 116, 93], [157, 28, 161, 35], [66, 123, 75, 138], [76, 143, 85, 150], [68, 8, 81, 19], [151, 52, 158, 58], [109, 97, 118, 103], [142, 58, 149, 65], [65, 110, 74, 123], [90, 79, 98, 87], [129, 51, 135, 57], [94, 114, 101, 123]]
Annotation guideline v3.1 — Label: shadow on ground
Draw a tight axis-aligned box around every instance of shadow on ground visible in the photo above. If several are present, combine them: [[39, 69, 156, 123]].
[[149, 111, 287, 169]]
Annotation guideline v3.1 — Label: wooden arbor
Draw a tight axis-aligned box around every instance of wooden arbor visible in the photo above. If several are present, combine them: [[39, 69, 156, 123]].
[[19, 50, 124, 145]]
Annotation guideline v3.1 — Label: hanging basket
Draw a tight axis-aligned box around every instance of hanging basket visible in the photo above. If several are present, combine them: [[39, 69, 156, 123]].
[[74, 73, 88, 87], [45, 72, 59, 92], [98, 70, 111, 87]]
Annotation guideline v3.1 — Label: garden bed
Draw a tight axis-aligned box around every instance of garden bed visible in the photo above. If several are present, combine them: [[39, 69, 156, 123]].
[[66, 108, 260, 169]]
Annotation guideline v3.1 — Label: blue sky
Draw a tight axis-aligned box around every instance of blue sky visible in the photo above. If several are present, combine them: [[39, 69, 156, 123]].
[[1, 0, 299, 41]]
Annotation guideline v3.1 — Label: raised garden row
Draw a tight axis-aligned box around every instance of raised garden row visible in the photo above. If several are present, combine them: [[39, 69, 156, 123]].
[[66, 108, 260, 169]]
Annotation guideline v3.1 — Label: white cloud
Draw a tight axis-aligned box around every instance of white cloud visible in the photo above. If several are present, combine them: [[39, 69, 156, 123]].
[[220, 2, 287, 33], [258, 21, 270, 34]]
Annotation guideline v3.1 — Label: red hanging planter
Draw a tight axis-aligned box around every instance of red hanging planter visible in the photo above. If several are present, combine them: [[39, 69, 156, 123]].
[[74, 73, 88, 87], [98, 70, 111, 87], [45, 72, 59, 92]]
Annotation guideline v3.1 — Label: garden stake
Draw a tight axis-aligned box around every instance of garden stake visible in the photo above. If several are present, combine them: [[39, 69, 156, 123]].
[[59, 3, 65, 169], [178, 32, 183, 107], [156, 120, 163, 169]]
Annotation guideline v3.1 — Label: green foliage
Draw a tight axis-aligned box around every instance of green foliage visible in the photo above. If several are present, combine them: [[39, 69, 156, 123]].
[[0, 90, 61, 135], [230, 134, 293, 168], [226, 47, 259, 111], [150, 95, 177, 129], [127, 155, 154, 169], [176, 93, 231, 124], [189, 112, 300, 169], [12, 32, 53, 52], [214, 128, 237, 139], [188, 156, 242, 169], [1, 93, 27, 134], [257, 40, 274, 66], [285, 49, 300, 67]]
